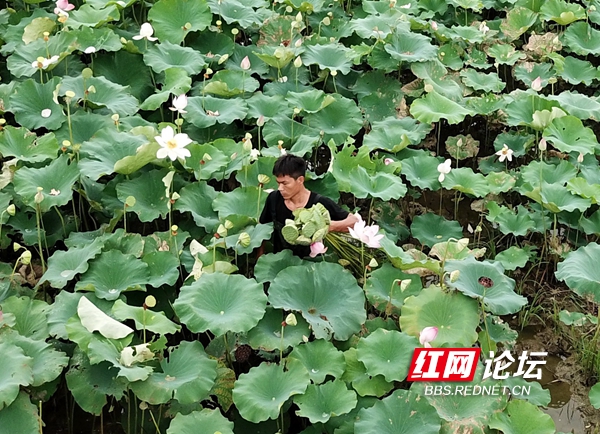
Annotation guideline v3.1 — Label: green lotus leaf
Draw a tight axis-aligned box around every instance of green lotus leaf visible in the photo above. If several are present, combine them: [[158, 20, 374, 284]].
[[141, 251, 181, 287], [294, 380, 357, 424], [460, 69, 505, 93], [547, 91, 600, 121], [174, 273, 267, 335], [6, 31, 76, 78], [493, 131, 534, 158], [65, 348, 127, 415], [13, 155, 79, 212], [411, 60, 464, 101], [350, 15, 395, 39], [501, 7, 539, 40], [236, 157, 278, 189], [199, 70, 260, 97], [60, 75, 139, 116], [148, 0, 212, 44], [563, 22, 600, 55], [116, 169, 171, 222], [0, 126, 59, 163], [9, 78, 66, 130], [213, 186, 265, 221], [183, 142, 229, 181], [84, 335, 153, 382], [40, 238, 104, 288], [254, 251, 304, 284], [174, 181, 220, 231], [401, 152, 442, 190], [385, 31, 438, 63], [141, 67, 192, 111], [465, 93, 507, 114], [543, 115, 599, 155], [246, 93, 288, 120], [54, 111, 113, 145], [347, 165, 407, 200], [111, 299, 180, 335], [47, 292, 109, 340], [590, 383, 600, 409], [355, 389, 441, 434], [489, 400, 555, 434], [94, 51, 154, 102], [72, 27, 122, 53], [446, 256, 527, 315], [356, 329, 418, 382], [520, 159, 578, 186], [501, 376, 551, 407], [341, 348, 393, 398], [437, 43, 464, 70], [286, 89, 335, 114], [486, 203, 535, 236], [167, 409, 234, 434], [301, 44, 353, 74], [556, 242, 600, 302], [495, 246, 533, 270], [184, 95, 248, 129], [559, 310, 598, 326], [400, 285, 479, 347], [567, 177, 600, 204], [504, 92, 562, 128], [410, 91, 473, 124], [364, 117, 430, 153], [233, 361, 310, 423], [303, 96, 362, 144], [130, 341, 216, 405], [288, 339, 346, 384], [75, 250, 149, 300], [486, 171, 517, 194], [268, 262, 366, 340], [0, 342, 33, 410], [411, 213, 464, 248], [442, 167, 490, 197], [513, 62, 554, 89], [444, 25, 485, 44], [254, 45, 296, 70], [1, 296, 50, 340], [540, 181, 591, 213], [144, 41, 206, 75], [364, 262, 422, 316], [206, 0, 263, 27], [67, 4, 119, 29], [487, 44, 527, 65], [540, 0, 585, 24], [246, 306, 310, 351], [557, 56, 599, 86], [79, 129, 148, 180], [0, 391, 39, 434]]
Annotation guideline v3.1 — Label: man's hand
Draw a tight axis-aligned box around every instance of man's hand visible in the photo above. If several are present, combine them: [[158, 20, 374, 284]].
[[329, 213, 359, 233]]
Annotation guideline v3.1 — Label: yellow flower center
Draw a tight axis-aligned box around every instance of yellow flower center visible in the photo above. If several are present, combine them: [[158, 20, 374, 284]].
[[166, 139, 178, 149]]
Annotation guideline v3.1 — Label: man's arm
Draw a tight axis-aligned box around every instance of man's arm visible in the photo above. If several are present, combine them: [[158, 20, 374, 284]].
[[329, 213, 359, 233]]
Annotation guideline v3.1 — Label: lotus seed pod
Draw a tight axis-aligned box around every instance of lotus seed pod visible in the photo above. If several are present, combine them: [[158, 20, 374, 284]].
[[171, 225, 178, 232], [400, 280, 410, 291], [295, 235, 312, 245], [217, 224, 228, 238], [285, 313, 297, 326], [299, 210, 311, 223], [322, 17, 330, 26], [82, 68, 93, 79], [312, 228, 327, 243], [258, 174, 270, 185], [224, 219, 234, 230], [13, 242, 22, 252], [330, 70, 337, 77], [20, 250, 32, 265], [6, 204, 16, 216], [238, 232, 251, 248], [125, 196, 136, 207], [450, 270, 460, 282], [231, 28, 239, 36], [301, 222, 317, 238], [174, 118, 184, 126], [282, 224, 299, 243], [62, 140, 71, 148], [144, 295, 157, 308], [65, 90, 75, 98], [218, 54, 229, 64]]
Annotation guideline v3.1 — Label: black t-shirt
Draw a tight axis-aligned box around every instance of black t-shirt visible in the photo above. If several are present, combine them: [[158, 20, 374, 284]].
[[259, 190, 349, 257]]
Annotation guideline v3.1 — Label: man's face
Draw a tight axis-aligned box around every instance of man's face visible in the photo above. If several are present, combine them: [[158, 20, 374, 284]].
[[276, 175, 304, 200]]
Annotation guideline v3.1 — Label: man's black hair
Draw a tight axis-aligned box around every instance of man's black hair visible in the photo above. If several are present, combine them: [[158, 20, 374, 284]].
[[272, 154, 306, 179]]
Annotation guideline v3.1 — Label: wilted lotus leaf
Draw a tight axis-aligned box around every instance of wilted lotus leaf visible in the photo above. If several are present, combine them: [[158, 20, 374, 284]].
[[500, 7, 539, 41]]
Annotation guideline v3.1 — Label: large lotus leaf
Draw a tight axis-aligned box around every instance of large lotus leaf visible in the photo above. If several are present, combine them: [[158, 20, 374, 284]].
[[254, 45, 295, 70], [341, 348, 393, 398], [254, 251, 304, 284], [400, 285, 479, 347], [364, 263, 422, 316], [500, 7, 539, 40], [540, 0, 585, 24], [492, 131, 534, 158], [443, 167, 490, 197], [363, 117, 430, 153], [67, 4, 119, 28], [557, 56, 599, 86], [410, 91, 473, 125], [0, 391, 39, 434], [47, 292, 112, 340], [94, 51, 154, 102], [167, 409, 234, 434], [233, 361, 309, 423], [401, 152, 442, 190], [465, 93, 508, 115], [540, 181, 591, 213], [144, 41, 205, 75], [246, 93, 288, 120], [445, 257, 527, 315], [6, 31, 76, 78], [460, 69, 505, 93], [206, 0, 263, 27], [71, 26, 121, 53], [213, 186, 265, 220], [141, 67, 192, 110], [116, 169, 170, 222], [487, 44, 527, 65], [411, 213, 463, 248], [356, 329, 418, 382], [84, 336, 153, 382], [200, 70, 259, 97], [501, 375, 550, 407], [141, 251, 180, 287], [355, 389, 441, 434], [0, 127, 58, 163], [505, 94, 564, 129], [350, 15, 396, 39], [301, 44, 353, 74], [288, 339, 345, 384], [79, 129, 148, 180], [130, 341, 216, 405], [411, 61, 464, 101], [183, 142, 229, 181], [262, 115, 319, 148], [543, 115, 599, 155], [303, 96, 363, 144], [294, 380, 357, 424], [486, 203, 535, 236], [567, 177, 600, 204], [385, 31, 438, 63], [173, 181, 219, 231], [442, 25, 485, 44], [1, 296, 50, 340], [268, 262, 366, 340], [13, 155, 79, 213], [148, 0, 212, 44], [556, 242, 600, 302], [75, 250, 149, 300], [520, 159, 578, 186], [54, 111, 112, 145], [495, 246, 533, 271], [184, 95, 248, 128], [286, 89, 335, 114], [246, 307, 310, 351], [174, 273, 267, 335], [225, 223, 273, 255], [0, 342, 33, 410], [40, 238, 104, 289], [489, 400, 555, 434], [60, 75, 138, 116], [547, 91, 600, 121], [348, 165, 407, 201], [111, 299, 180, 335], [563, 22, 600, 55], [9, 78, 66, 130]]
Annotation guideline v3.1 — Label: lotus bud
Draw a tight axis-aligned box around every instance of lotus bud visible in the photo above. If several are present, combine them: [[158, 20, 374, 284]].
[[302, 335, 309, 342], [257, 115, 265, 127], [295, 11, 302, 22], [230, 152, 238, 160], [400, 280, 410, 292], [144, 295, 157, 308], [240, 55, 251, 70], [34, 187, 44, 204], [243, 140, 252, 152], [111, 114, 119, 125], [13, 242, 22, 252], [591, 5, 597, 11], [577, 152, 584, 163], [539, 138, 547, 151], [285, 313, 297, 326], [322, 16, 330, 26], [82, 68, 93, 79], [125, 196, 136, 207], [205, 67, 213, 76], [224, 219, 234, 230], [294, 56, 303, 68], [294, 39, 302, 47], [430, 21, 438, 30], [238, 232, 251, 248], [258, 174, 270, 185], [6, 204, 16, 216], [217, 224, 228, 238], [20, 250, 32, 265], [450, 270, 460, 282], [218, 54, 229, 64]]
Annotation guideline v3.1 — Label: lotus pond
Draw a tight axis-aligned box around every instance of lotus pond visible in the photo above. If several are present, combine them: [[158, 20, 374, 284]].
[[1, 0, 600, 433]]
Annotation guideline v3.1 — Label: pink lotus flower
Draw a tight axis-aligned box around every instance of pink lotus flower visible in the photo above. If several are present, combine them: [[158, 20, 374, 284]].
[[419, 326, 438, 348], [54, 0, 75, 15], [531, 76, 542, 91], [349, 214, 384, 248], [384, 158, 394, 165], [240, 56, 251, 70], [309, 241, 328, 257]]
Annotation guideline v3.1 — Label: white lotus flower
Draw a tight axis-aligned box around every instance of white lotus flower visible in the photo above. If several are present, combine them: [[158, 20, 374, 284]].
[[479, 21, 489, 34], [133, 23, 158, 41], [155, 126, 192, 161], [32, 55, 60, 70], [84, 46, 97, 54], [169, 94, 188, 114], [437, 158, 452, 182], [495, 144, 513, 162], [250, 148, 261, 161]]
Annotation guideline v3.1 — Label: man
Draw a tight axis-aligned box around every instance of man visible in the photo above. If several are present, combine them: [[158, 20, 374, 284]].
[[258, 154, 358, 258]]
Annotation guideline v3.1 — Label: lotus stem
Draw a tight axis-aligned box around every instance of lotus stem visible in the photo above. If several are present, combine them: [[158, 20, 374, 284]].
[[223, 332, 233, 369], [148, 408, 161, 434], [38, 400, 43, 434], [35, 203, 46, 274]]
